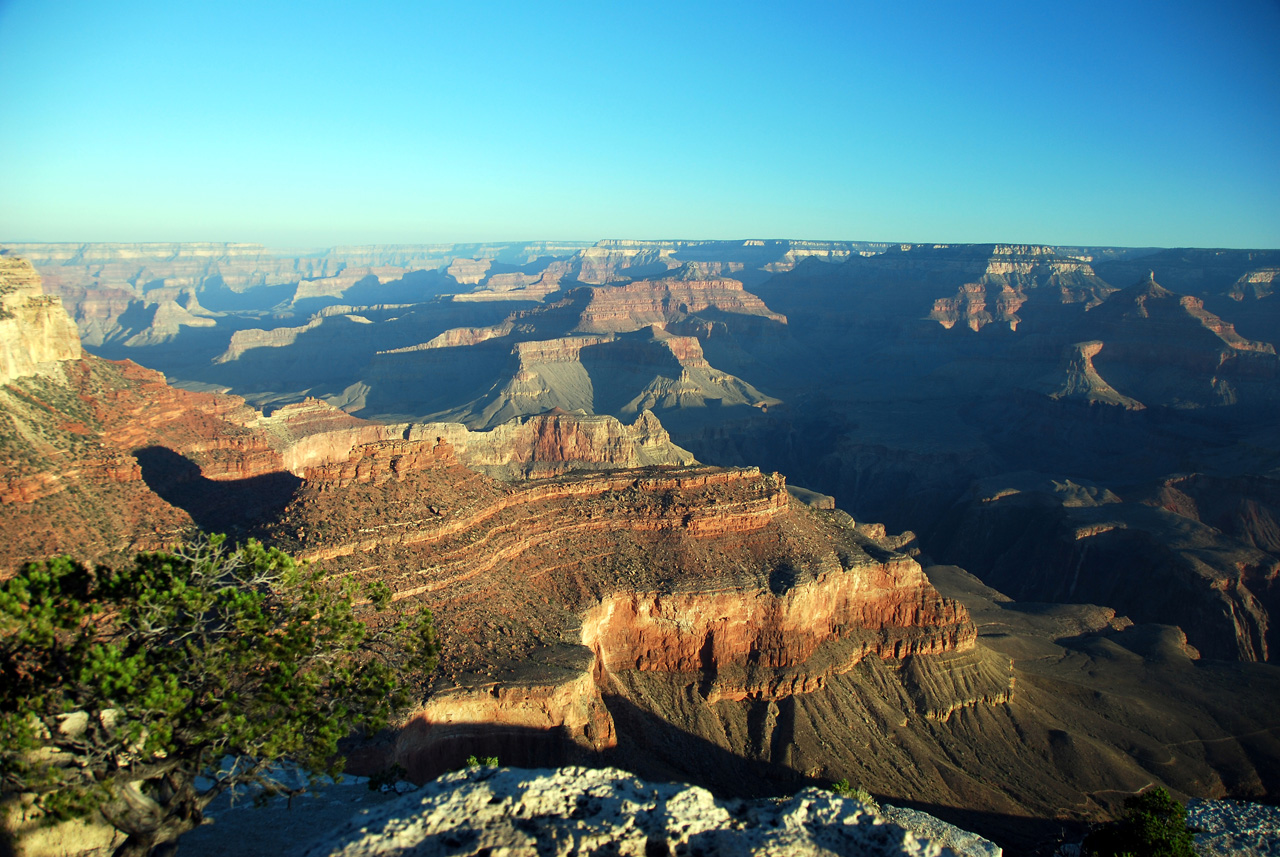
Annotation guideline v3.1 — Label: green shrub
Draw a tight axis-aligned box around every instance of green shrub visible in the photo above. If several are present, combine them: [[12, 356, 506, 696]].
[[1083, 787, 1196, 857], [828, 778, 878, 809], [0, 535, 439, 857]]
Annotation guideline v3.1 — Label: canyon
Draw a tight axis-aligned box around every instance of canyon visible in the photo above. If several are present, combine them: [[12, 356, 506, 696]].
[[3, 241, 1280, 853]]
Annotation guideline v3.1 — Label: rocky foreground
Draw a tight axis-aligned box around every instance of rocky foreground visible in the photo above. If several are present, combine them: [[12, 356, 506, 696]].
[[294, 766, 997, 857]]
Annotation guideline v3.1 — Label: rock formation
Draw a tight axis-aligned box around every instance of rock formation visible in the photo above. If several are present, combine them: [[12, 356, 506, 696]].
[[1038, 341, 1145, 409], [298, 766, 997, 857], [928, 472, 1280, 661], [6, 242, 1280, 851], [1077, 276, 1278, 408], [0, 254, 81, 384], [360, 279, 784, 427], [569, 277, 787, 333], [262, 445, 985, 787]]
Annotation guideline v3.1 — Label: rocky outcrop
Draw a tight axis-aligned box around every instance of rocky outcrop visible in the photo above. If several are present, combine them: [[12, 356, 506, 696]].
[[924, 250, 1111, 333], [582, 554, 974, 702], [379, 322, 515, 352], [215, 318, 323, 362], [1081, 277, 1279, 409], [0, 255, 81, 384], [570, 278, 787, 333], [391, 319, 781, 429], [268, 449, 985, 791], [291, 267, 410, 302], [395, 649, 617, 778], [301, 766, 989, 857], [446, 258, 492, 285], [436, 409, 697, 479], [570, 243, 683, 284], [1039, 341, 1145, 409], [1229, 268, 1278, 302]]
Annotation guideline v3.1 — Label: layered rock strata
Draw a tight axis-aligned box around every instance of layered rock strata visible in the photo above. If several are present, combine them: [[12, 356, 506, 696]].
[[570, 277, 787, 333], [929, 473, 1280, 660], [264, 445, 982, 786]]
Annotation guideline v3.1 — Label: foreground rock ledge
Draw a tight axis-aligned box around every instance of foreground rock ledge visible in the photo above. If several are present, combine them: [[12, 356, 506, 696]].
[[298, 766, 998, 857]]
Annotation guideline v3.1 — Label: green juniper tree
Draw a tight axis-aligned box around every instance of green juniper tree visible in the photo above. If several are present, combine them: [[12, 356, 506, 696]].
[[0, 535, 438, 857], [1083, 787, 1197, 857]]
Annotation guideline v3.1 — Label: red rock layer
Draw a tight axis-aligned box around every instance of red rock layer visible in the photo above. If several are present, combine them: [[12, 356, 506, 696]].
[[303, 438, 458, 487], [572, 278, 786, 334], [272, 444, 977, 781], [296, 466, 791, 565], [582, 556, 974, 702]]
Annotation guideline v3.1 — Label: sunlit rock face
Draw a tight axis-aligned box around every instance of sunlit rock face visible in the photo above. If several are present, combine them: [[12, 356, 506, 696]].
[[300, 766, 994, 857], [266, 437, 981, 787], [569, 277, 787, 333], [0, 255, 81, 384]]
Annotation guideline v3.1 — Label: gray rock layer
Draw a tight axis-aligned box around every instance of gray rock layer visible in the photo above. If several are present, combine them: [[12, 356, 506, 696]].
[[298, 766, 998, 857], [1187, 799, 1280, 857]]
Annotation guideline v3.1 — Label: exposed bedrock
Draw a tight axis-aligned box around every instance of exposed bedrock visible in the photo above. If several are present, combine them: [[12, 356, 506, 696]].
[[581, 557, 974, 703], [393, 647, 618, 779], [0, 255, 82, 384], [1036, 340, 1145, 409], [1080, 278, 1279, 408], [929, 473, 1280, 661], [569, 277, 786, 333], [301, 765, 995, 857], [268, 445, 985, 794]]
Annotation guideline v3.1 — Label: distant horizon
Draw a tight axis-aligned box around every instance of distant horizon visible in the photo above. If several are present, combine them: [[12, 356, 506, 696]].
[[3, 236, 1278, 254]]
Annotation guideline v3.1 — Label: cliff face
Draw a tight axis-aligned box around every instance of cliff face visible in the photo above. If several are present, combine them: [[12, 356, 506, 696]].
[[0, 255, 81, 384], [271, 432, 1280, 845], [928, 473, 1280, 661], [434, 409, 697, 479], [582, 556, 973, 703], [264, 445, 984, 789], [570, 278, 787, 333], [1038, 341, 1145, 409], [0, 348, 704, 568], [1080, 277, 1279, 408]]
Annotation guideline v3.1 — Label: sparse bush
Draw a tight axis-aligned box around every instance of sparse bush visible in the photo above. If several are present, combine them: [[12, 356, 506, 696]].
[[465, 754, 499, 768], [1083, 787, 1196, 857], [828, 778, 878, 809]]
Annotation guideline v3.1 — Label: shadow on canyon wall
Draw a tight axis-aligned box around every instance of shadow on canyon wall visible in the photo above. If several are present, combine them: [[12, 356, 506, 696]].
[[132, 446, 301, 538], [364, 698, 1077, 856]]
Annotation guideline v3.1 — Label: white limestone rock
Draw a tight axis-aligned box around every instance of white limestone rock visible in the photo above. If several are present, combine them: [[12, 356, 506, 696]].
[[881, 805, 1002, 857], [1187, 799, 1280, 857], [297, 766, 993, 857]]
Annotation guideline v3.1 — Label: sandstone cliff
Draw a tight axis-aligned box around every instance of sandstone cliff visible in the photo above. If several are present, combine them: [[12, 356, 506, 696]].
[[259, 444, 1001, 797], [0, 317, 698, 568], [0, 255, 81, 384], [1038, 341, 1145, 409], [569, 277, 787, 333], [1078, 276, 1279, 408], [252, 432, 1280, 849]]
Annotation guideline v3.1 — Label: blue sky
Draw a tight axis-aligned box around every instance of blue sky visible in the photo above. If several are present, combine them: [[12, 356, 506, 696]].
[[1, 0, 1277, 248]]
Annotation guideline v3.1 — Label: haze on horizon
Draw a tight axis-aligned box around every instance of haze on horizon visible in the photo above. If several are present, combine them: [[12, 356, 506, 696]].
[[1, 0, 1277, 250]]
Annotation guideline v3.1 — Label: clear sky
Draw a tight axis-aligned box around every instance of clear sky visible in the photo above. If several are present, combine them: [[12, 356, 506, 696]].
[[1, 0, 1277, 249]]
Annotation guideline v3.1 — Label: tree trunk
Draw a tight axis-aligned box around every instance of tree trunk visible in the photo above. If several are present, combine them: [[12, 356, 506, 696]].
[[112, 833, 159, 857], [108, 771, 204, 857]]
